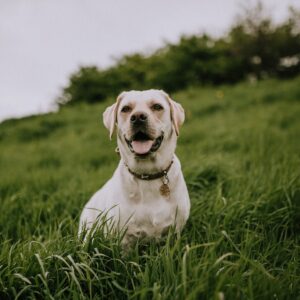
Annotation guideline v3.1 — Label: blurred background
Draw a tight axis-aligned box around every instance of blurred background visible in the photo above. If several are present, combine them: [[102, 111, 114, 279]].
[[0, 0, 300, 120]]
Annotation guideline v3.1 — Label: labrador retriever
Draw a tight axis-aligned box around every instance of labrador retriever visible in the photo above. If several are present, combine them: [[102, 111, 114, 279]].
[[79, 89, 190, 246]]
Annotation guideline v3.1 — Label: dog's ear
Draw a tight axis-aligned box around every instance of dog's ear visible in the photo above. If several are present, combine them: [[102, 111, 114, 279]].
[[169, 99, 185, 136], [103, 92, 125, 139], [162, 91, 185, 136]]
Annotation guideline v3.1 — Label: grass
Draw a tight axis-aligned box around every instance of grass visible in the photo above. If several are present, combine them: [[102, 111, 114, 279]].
[[0, 77, 300, 299]]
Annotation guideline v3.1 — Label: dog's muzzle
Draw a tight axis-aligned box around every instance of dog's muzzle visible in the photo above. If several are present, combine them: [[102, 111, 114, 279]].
[[125, 131, 164, 157]]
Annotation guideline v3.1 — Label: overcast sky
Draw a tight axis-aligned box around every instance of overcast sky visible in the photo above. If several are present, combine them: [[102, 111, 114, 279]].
[[0, 0, 299, 122]]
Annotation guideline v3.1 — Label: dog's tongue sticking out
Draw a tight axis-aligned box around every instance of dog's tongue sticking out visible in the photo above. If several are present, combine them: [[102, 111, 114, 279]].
[[131, 140, 154, 154]]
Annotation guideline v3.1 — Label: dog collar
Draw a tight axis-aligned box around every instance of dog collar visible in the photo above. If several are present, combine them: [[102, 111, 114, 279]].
[[125, 160, 173, 181]]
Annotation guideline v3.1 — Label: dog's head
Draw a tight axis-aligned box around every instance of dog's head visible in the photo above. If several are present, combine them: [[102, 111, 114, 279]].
[[103, 90, 185, 170]]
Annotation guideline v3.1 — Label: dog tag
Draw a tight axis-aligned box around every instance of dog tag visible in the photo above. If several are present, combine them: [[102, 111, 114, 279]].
[[160, 172, 170, 197], [160, 183, 170, 197]]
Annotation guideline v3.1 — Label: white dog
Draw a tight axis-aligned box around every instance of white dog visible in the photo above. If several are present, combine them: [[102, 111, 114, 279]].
[[79, 89, 190, 246]]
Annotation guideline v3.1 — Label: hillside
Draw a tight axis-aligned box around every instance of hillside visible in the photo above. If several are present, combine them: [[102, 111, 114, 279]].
[[0, 77, 300, 299]]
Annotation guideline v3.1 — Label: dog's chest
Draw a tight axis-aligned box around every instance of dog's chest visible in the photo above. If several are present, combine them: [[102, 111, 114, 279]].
[[117, 162, 186, 240], [124, 191, 176, 239]]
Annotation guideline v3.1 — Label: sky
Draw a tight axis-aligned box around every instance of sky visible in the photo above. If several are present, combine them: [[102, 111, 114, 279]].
[[0, 0, 299, 122]]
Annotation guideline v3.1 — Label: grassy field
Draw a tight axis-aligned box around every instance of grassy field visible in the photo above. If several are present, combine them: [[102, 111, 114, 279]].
[[0, 77, 300, 299]]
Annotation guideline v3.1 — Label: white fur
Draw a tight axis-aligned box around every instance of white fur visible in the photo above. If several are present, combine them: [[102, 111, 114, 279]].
[[79, 89, 190, 246]]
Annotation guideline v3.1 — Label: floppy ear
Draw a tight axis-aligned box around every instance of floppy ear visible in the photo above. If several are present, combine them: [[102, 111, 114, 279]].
[[162, 92, 185, 136], [103, 93, 125, 140]]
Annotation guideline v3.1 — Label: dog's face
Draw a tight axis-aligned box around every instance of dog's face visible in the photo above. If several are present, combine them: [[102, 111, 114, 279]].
[[118, 90, 172, 158], [103, 90, 184, 168]]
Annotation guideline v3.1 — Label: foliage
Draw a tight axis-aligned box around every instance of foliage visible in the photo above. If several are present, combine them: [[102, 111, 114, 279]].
[[1, 77, 300, 298], [58, 4, 300, 105], [229, 4, 300, 79]]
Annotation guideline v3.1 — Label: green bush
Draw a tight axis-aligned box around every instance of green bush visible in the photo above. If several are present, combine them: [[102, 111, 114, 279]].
[[58, 4, 300, 105]]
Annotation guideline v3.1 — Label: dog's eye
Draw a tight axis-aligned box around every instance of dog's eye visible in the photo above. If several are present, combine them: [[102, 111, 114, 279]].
[[152, 104, 163, 111], [121, 106, 131, 113]]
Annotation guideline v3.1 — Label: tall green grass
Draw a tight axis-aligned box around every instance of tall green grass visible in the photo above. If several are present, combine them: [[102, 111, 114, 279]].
[[0, 77, 299, 299]]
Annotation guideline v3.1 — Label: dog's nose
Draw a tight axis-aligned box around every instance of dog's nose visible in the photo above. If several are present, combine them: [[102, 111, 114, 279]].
[[130, 112, 148, 125]]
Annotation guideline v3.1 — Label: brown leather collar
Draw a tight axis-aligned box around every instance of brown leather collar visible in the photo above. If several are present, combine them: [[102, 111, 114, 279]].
[[125, 160, 173, 180]]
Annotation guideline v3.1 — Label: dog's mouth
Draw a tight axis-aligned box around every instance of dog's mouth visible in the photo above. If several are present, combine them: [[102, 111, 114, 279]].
[[125, 131, 164, 156]]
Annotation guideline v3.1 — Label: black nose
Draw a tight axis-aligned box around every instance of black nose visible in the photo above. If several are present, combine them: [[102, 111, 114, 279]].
[[130, 112, 148, 125]]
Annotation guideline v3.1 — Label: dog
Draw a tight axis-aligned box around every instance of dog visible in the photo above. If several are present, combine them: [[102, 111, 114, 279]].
[[79, 89, 190, 246]]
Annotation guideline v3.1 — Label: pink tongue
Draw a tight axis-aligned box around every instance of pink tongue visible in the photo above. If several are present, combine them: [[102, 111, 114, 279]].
[[131, 140, 154, 154]]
